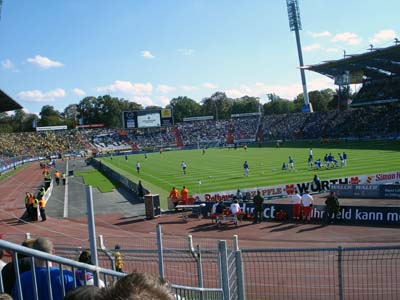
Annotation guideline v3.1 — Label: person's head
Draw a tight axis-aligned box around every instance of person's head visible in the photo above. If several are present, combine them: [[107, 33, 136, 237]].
[[183, 186, 185, 189], [17, 238, 35, 259], [33, 237, 54, 266], [0, 293, 13, 300], [257, 190, 261, 196], [64, 285, 100, 300], [33, 237, 54, 254], [78, 250, 91, 264], [96, 272, 174, 300]]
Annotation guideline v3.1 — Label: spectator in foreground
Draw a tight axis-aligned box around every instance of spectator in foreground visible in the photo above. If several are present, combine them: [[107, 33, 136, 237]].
[[0, 249, 6, 272], [95, 272, 174, 300], [2, 239, 35, 295], [64, 286, 100, 300], [75, 250, 105, 287], [11, 237, 79, 300]]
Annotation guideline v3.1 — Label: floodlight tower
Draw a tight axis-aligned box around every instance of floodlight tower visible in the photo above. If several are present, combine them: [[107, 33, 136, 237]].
[[286, 0, 312, 112]]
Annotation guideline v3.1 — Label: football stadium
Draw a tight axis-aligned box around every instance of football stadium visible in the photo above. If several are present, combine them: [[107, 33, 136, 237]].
[[1, 1, 400, 299]]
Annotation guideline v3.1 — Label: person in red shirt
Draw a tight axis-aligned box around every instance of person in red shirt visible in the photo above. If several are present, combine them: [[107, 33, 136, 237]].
[[180, 186, 189, 205]]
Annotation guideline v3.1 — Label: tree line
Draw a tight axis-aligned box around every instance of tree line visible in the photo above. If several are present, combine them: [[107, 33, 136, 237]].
[[0, 88, 344, 132]]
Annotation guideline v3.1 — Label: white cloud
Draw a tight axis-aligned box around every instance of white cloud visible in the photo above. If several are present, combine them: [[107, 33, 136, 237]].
[[331, 32, 362, 45], [369, 29, 397, 44], [308, 31, 332, 38], [156, 96, 171, 106], [1, 59, 14, 70], [303, 43, 321, 52], [17, 88, 66, 102], [202, 82, 218, 89], [177, 48, 195, 56], [141, 50, 155, 59], [225, 78, 335, 101], [225, 89, 244, 99], [180, 85, 198, 91], [72, 88, 86, 97], [132, 96, 153, 106], [157, 84, 176, 93], [325, 48, 340, 53], [96, 80, 153, 95], [27, 55, 64, 69]]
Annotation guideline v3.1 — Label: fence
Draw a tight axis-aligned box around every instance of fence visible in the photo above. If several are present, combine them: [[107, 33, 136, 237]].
[[2, 229, 400, 300], [241, 246, 400, 300]]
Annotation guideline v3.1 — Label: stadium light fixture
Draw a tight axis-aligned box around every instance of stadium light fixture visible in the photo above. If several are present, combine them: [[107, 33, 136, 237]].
[[286, 0, 312, 113]]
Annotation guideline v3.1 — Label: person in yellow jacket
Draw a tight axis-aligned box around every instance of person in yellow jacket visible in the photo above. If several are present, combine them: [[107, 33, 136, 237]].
[[32, 198, 39, 221], [38, 197, 46, 221], [24, 192, 30, 219], [113, 244, 123, 272]]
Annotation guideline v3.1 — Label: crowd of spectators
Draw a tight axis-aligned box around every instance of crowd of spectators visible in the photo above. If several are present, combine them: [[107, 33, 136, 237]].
[[0, 130, 86, 167], [262, 105, 400, 140], [0, 105, 399, 165], [126, 127, 176, 149], [1, 237, 174, 300], [79, 129, 131, 152], [353, 76, 400, 105], [0, 131, 85, 158], [231, 116, 259, 141], [177, 119, 229, 147]]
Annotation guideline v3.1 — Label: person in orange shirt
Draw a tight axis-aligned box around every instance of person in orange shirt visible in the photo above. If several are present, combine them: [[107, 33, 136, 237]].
[[169, 187, 180, 208], [54, 170, 60, 186], [180, 186, 189, 205]]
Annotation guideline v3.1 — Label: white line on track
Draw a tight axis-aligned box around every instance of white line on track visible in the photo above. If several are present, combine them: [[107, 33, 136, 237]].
[[63, 160, 69, 218]]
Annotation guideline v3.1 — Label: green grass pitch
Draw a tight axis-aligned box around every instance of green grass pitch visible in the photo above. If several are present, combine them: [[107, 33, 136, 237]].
[[96, 140, 400, 204]]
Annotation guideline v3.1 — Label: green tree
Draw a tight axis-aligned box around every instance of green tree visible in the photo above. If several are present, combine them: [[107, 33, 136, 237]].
[[309, 89, 335, 112], [201, 92, 233, 120], [263, 95, 296, 115], [38, 105, 62, 126], [231, 96, 260, 114], [145, 105, 162, 110], [0, 113, 13, 133], [77, 95, 143, 128], [168, 96, 202, 122]]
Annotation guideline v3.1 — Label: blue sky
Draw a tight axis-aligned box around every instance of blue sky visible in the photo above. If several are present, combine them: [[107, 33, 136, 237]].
[[0, 0, 399, 115]]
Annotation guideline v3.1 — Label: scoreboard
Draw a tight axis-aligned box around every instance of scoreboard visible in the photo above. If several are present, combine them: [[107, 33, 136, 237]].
[[122, 109, 173, 129]]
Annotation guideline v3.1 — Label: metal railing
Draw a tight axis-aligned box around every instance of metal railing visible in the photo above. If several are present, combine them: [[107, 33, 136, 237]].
[[241, 245, 400, 300], [3, 230, 400, 300], [0, 239, 124, 300]]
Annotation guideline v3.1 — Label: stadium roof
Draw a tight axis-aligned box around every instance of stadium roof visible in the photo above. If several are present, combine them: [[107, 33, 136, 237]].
[[307, 44, 400, 84], [0, 89, 23, 113]]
